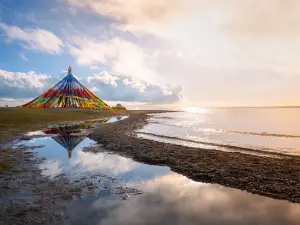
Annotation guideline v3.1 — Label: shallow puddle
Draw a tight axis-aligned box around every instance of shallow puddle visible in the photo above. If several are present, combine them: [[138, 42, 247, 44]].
[[13, 116, 300, 225]]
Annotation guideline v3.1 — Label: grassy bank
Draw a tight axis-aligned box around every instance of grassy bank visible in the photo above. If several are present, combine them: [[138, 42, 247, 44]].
[[0, 107, 166, 144]]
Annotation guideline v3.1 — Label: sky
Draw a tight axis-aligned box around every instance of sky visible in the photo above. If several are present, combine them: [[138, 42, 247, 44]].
[[0, 0, 300, 108]]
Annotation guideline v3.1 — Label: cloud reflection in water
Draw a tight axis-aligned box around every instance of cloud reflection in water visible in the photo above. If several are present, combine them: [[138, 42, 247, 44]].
[[67, 173, 300, 225]]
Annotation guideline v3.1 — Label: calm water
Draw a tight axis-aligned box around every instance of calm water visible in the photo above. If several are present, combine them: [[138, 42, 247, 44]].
[[13, 114, 300, 224], [138, 108, 300, 156]]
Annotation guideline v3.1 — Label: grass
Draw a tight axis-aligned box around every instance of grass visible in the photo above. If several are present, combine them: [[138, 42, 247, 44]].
[[0, 107, 168, 141], [0, 107, 123, 137]]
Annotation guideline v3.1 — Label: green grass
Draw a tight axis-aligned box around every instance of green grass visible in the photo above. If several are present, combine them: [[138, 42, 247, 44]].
[[0, 107, 168, 138], [0, 107, 125, 136]]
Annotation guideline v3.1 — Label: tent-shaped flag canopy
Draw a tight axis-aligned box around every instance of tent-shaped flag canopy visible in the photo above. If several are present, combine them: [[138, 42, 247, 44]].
[[20, 67, 111, 110]]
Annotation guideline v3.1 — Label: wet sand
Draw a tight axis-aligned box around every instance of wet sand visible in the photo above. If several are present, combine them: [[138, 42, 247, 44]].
[[89, 113, 300, 203]]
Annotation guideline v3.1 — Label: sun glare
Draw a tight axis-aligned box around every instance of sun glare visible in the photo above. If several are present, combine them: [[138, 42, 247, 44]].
[[183, 107, 209, 114]]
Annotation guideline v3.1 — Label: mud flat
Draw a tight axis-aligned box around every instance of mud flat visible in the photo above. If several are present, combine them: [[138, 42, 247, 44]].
[[88, 113, 300, 203], [0, 146, 88, 224]]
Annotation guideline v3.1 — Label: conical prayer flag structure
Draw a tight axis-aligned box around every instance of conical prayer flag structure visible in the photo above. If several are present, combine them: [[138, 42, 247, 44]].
[[20, 67, 111, 110]]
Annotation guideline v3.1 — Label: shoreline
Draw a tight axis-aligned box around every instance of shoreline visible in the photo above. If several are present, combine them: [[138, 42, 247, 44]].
[[0, 108, 170, 224], [0, 108, 169, 146], [1, 108, 300, 223], [88, 113, 300, 203]]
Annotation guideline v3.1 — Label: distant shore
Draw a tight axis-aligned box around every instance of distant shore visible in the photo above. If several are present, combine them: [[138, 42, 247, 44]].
[[88, 113, 300, 204]]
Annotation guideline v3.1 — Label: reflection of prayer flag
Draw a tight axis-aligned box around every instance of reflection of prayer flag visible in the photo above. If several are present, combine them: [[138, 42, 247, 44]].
[[43, 118, 108, 158], [20, 67, 111, 110]]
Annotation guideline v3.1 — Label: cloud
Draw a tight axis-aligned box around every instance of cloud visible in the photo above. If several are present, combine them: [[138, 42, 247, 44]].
[[66, 0, 300, 73], [0, 67, 183, 105], [90, 65, 102, 70], [87, 72, 184, 103], [4, 0, 299, 106], [67, 0, 300, 39], [90, 86, 100, 93], [68, 36, 117, 66], [19, 52, 28, 62], [40, 160, 63, 178], [0, 98, 16, 102], [64, 0, 300, 107], [123, 78, 146, 92], [220, 0, 300, 39], [68, 36, 160, 84], [88, 71, 119, 87], [67, 0, 185, 36], [72, 150, 136, 175], [0, 69, 55, 99], [83, 172, 300, 225], [0, 23, 63, 54]]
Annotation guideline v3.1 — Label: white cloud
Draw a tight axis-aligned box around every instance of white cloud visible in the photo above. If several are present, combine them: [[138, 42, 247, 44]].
[[66, 0, 300, 106], [40, 160, 63, 178], [0, 67, 183, 105], [68, 36, 160, 84], [67, 0, 300, 40], [123, 78, 147, 92], [0, 23, 63, 54], [72, 150, 136, 175], [88, 71, 119, 87], [0, 98, 16, 102], [90, 65, 102, 70], [90, 86, 100, 93], [162, 89, 173, 96], [86, 70, 183, 103], [68, 36, 117, 65], [0, 69, 51, 89], [19, 52, 28, 62], [0, 69, 57, 102], [87, 72, 184, 103], [67, 0, 185, 37]]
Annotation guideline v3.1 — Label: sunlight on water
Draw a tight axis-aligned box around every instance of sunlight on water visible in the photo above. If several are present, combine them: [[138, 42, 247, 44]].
[[139, 108, 300, 156], [183, 107, 210, 114]]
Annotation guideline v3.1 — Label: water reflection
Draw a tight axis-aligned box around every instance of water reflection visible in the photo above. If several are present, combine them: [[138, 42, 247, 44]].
[[42, 118, 108, 158], [43, 127, 86, 159], [66, 172, 300, 225], [16, 116, 300, 225], [19, 118, 170, 180]]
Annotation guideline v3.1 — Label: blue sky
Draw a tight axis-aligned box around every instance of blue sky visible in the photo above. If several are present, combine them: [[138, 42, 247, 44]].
[[1, 0, 300, 108]]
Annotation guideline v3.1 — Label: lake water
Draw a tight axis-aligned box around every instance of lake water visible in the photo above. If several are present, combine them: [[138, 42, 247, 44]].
[[13, 113, 300, 224], [138, 108, 300, 156]]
